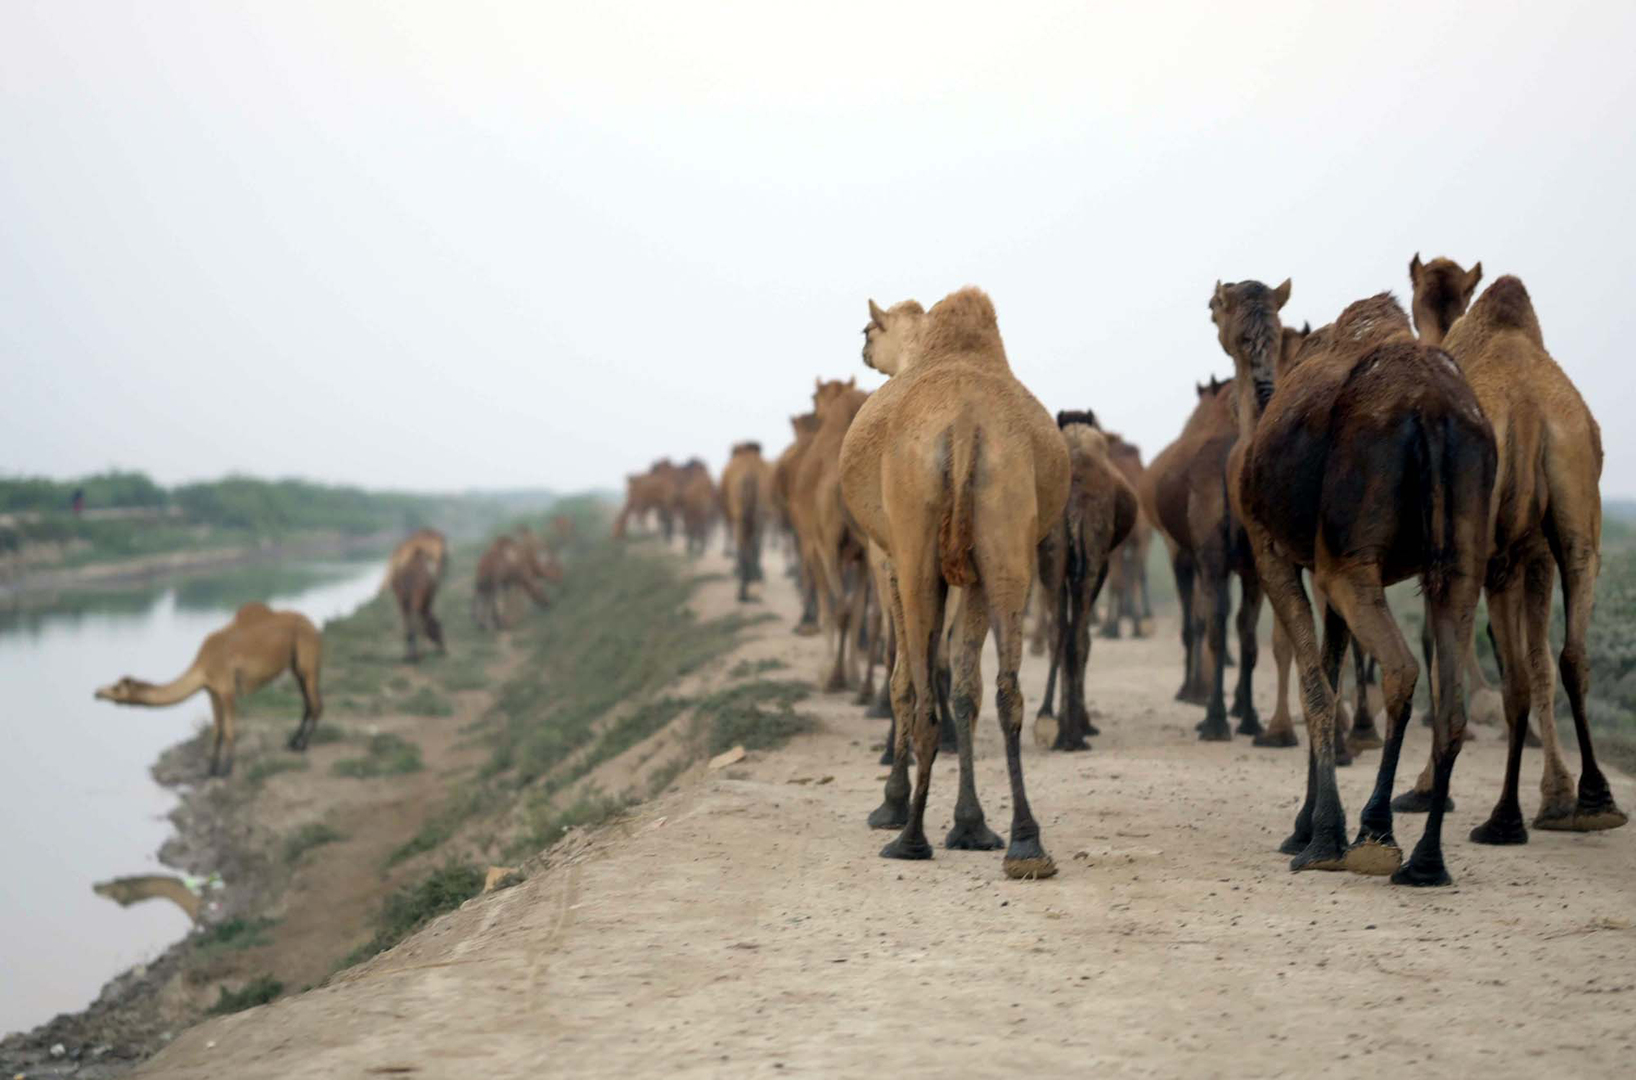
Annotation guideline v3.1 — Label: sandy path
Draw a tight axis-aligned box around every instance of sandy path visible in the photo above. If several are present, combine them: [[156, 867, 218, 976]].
[[137, 548, 1636, 1078]]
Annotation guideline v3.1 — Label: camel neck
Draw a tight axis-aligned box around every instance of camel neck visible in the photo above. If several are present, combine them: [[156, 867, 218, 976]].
[[134, 665, 207, 706]]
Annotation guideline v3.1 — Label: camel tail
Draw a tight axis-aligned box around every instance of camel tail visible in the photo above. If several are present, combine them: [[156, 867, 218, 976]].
[[1415, 415, 1457, 602], [939, 419, 980, 587]]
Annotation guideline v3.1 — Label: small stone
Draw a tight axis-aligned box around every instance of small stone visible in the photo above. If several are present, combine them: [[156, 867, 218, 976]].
[[50, 1043, 66, 1058]]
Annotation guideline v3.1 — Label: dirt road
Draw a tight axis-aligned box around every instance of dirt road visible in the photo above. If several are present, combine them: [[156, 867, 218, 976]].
[[138, 548, 1636, 1078]]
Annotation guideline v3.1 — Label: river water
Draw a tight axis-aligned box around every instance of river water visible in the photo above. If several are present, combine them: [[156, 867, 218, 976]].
[[0, 555, 385, 1037]]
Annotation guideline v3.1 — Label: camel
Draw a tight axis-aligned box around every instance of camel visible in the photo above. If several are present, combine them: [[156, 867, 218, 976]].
[[95, 602, 324, 777], [391, 548, 445, 661], [382, 528, 448, 592], [772, 412, 823, 626], [1097, 433, 1153, 639], [473, 534, 562, 630], [674, 459, 719, 557], [613, 460, 681, 540], [790, 378, 871, 689], [1399, 273, 1626, 838], [1141, 376, 1267, 741], [843, 289, 1069, 880], [93, 875, 203, 922], [721, 441, 774, 601], [1034, 411, 1137, 752], [1222, 281, 1495, 885]]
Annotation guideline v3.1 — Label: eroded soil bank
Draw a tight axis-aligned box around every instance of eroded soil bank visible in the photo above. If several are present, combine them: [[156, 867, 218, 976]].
[[124, 544, 1636, 1079]]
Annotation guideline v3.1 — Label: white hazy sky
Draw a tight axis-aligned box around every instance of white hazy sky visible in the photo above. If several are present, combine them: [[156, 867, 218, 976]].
[[3, 1, 1634, 495]]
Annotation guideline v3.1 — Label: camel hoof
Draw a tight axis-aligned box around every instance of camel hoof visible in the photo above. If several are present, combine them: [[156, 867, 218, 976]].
[[1334, 744, 1354, 768], [1289, 837, 1349, 872], [1003, 839, 1057, 880], [1085, 721, 1101, 738], [1178, 688, 1210, 707], [946, 818, 1005, 851], [1568, 807, 1630, 832], [1033, 714, 1058, 750], [824, 673, 850, 694], [1197, 717, 1232, 742], [868, 799, 909, 831], [1235, 712, 1263, 737], [1051, 736, 1092, 753], [1390, 790, 1453, 814], [1470, 812, 1529, 845], [868, 700, 894, 721], [793, 622, 821, 638], [1347, 729, 1385, 753], [1254, 729, 1299, 748], [877, 746, 896, 766], [1343, 838, 1403, 876], [1277, 830, 1309, 856], [1391, 857, 1452, 888], [880, 834, 933, 861]]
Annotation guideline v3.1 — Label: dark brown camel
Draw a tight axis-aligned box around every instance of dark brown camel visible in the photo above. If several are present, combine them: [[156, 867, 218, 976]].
[[1034, 411, 1137, 751], [390, 549, 445, 661], [1223, 281, 1495, 886], [473, 534, 562, 630], [1401, 274, 1626, 839]]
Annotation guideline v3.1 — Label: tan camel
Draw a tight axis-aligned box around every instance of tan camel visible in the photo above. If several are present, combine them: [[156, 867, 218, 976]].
[[612, 460, 681, 540], [391, 549, 445, 661], [1097, 433, 1153, 639], [1223, 281, 1495, 886], [1034, 411, 1137, 751], [95, 602, 324, 777], [722, 442, 774, 600], [772, 412, 823, 628], [473, 534, 562, 630], [843, 289, 1069, 879], [790, 379, 871, 689], [1400, 274, 1626, 838], [382, 528, 447, 592], [673, 459, 718, 557]]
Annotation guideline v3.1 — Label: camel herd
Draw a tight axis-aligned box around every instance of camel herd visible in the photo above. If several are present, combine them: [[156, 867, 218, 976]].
[[617, 255, 1626, 887], [92, 517, 575, 776]]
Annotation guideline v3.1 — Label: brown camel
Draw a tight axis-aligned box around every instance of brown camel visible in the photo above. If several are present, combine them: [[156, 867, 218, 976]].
[[1400, 273, 1626, 838], [790, 378, 871, 689], [473, 534, 562, 630], [673, 458, 718, 557], [843, 289, 1069, 879], [721, 441, 774, 601], [1034, 411, 1137, 752], [391, 548, 445, 661], [1097, 433, 1153, 639], [772, 412, 823, 627], [612, 459, 681, 540], [382, 528, 448, 592], [95, 602, 324, 777], [1222, 281, 1495, 886]]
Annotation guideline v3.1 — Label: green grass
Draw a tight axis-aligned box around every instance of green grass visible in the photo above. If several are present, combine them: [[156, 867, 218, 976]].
[[336, 863, 485, 971], [702, 680, 814, 755], [207, 974, 283, 1015], [194, 916, 276, 956], [332, 733, 423, 778], [510, 791, 636, 860], [284, 822, 345, 863], [384, 785, 499, 868], [399, 686, 454, 717], [245, 755, 309, 785], [729, 658, 787, 678]]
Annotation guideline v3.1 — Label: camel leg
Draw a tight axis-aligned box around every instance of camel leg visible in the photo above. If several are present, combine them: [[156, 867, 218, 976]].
[[1230, 572, 1263, 736], [1036, 575, 1064, 725], [1550, 535, 1627, 831], [946, 581, 1003, 851], [1512, 555, 1575, 825], [1394, 606, 1456, 813], [1470, 579, 1533, 844], [989, 569, 1056, 881], [1250, 531, 1348, 872], [423, 608, 445, 656], [872, 617, 897, 722], [1197, 551, 1232, 742], [1081, 563, 1109, 737], [869, 561, 917, 831], [1053, 559, 1093, 752], [1255, 618, 1300, 747], [1172, 547, 1197, 702], [289, 643, 324, 751], [1347, 640, 1384, 751], [881, 553, 946, 861]]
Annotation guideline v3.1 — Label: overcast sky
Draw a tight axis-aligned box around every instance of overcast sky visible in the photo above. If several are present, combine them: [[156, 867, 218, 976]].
[[4, 1, 1634, 496]]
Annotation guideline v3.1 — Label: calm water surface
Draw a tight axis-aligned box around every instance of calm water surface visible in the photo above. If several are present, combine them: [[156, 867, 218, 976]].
[[0, 556, 384, 1036]]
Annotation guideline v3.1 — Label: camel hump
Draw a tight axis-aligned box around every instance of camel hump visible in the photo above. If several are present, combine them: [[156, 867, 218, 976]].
[[939, 417, 981, 587], [234, 601, 273, 621], [1472, 276, 1542, 338]]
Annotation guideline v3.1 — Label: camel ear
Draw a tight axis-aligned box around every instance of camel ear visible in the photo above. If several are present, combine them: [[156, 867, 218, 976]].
[[1409, 253, 1423, 286], [1211, 280, 1226, 312], [1272, 279, 1291, 310], [868, 299, 888, 325], [1464, 261, 1483, 299]]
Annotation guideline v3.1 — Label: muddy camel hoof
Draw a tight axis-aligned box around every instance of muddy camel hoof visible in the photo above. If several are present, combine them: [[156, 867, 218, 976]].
[[1085, 720, 1101, 738], [1343, 837, 1403, 876], [1391, 856, 1452, 888], [1003, 838, 1057, 880], [1289, 836, 1349, 872], [1178, 688, 1210, 707], [1347, 729, 1385, 753], [1033, 714, 1058, 750], [1390, 790, 1454, 814], [793, 622, 821, 638], [1235, 712, 1264, 737], [1567, 806, 1630, 832], [868, 800, 909, 831], [1470, 811, 1529, 845], [880, 834, 933, 861], [1254, 729, 1299, 748], [946, 818, 1005, 851], [1198, 716, 1232, 742]]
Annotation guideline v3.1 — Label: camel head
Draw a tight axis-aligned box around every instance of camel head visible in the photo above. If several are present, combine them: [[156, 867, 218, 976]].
[[1056, 409, 1100, 431], [1408, 254, 1483, 346], [94, 676, 145, 704], [1194, 374, 1231, 400], [860, 298, 925, 376], [1209, 278, 1290, 415], [789, 412, 819, 438]]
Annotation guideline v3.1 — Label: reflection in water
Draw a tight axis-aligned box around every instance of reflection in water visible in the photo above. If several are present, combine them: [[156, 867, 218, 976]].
[[93, 875, 203, 922], [0, 554, 384, 1037]]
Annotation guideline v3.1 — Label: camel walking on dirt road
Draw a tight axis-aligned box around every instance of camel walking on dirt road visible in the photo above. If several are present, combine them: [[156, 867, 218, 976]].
[[95, 602, 324, 777]]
